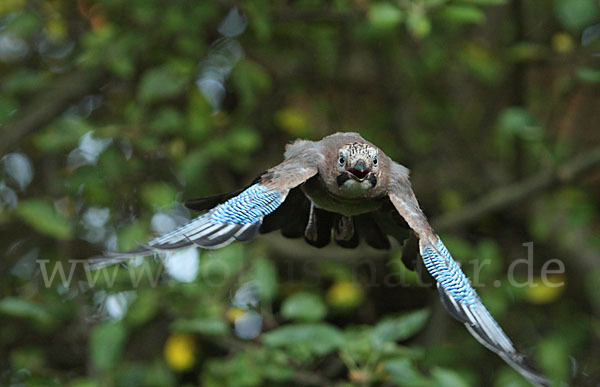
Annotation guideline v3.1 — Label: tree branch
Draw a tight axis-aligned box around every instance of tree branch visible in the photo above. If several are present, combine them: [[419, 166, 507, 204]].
[[1, 69, 106, 155], [433, 147, 600, 231]]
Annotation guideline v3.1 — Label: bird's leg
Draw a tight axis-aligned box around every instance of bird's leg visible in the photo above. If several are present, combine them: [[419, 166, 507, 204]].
[[335, 216, 354, 241], [304, 201, 319, 243]]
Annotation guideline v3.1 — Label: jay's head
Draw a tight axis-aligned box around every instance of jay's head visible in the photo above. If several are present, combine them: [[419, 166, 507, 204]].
[[335, 142, 379, 189]]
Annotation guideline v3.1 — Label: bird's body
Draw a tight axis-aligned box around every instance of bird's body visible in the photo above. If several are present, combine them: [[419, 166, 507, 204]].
[[301, 177, 385, 216], [89, 132, 549, 386]]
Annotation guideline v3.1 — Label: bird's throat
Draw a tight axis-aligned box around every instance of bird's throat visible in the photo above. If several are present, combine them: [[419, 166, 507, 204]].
[[338, 176, 375, 197]]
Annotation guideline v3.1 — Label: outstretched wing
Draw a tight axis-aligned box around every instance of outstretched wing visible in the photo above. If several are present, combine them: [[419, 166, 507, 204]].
[[186, 177, 409, 251], [388, 164, 549, 387], [88, 157, 318, 269]]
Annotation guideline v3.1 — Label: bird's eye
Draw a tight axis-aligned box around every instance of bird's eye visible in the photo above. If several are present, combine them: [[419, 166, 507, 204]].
[[373, 156, 378, 166], [338, 155, 345, 166]]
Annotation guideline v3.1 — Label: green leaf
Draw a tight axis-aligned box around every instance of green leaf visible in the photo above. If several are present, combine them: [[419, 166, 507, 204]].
[[0, 0, 27, 17], [202, 353, 263, 387], [10, 347, 46, 372], [138, 66, 188, 103], [140, 182, 177, 208], [493, 367, 531, 386], [148, 108, 185, 135], [537, 335, 570, 382], [116, 362, 176, 387], [230, 60, 272, 112], [576, 67, 600, 84], [508, 42, 548, 62], [262, 323, 343, 357], [178, 149, 209, 184], [431, 367, 471, 387], [252, 258, 278, 301], [496, 107, 540, 140], [109, 55, 136, 79], [0, 96, 19, 125], [125, 290, 159, 326], [117, 221, 148, 251], [474, 239, 503, 278], [459, 43, 503, 83], [0, 297, 52, 325], [341, 326, 373, 364], [383, 357, 428, 386], [246, 0, 271, 41], [368, 3, 404, 30], [15, 200, 73, 240], [227, 126, 262, 153], [199, 244, 247, 283], [274, 107, 311, 137], [281, 292, 327, 322], [585, 268, 600, 311], [407, 9, 431, 39], [441, 5, 486, 25], [371, 309, 430, 349], [553, 0, 599, 33], [171, 317, 229, 336], [458, 0, 506, 4], [6, 11, 40, 38], [33, 116, 92, 152], [186, 91, 212, 141], [90, 321, 127, 370]]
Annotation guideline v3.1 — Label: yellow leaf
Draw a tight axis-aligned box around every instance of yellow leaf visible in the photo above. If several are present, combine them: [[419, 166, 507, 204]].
[[225, 307, 246, 323], [164, 333, 196, 372], [0, 0, 26, 17], [524, 274, 566, 304], [326, 281, 364, 310], [552, 32, 574, 54], [46, 17, 66, 41], [274, 108, 310, 137]]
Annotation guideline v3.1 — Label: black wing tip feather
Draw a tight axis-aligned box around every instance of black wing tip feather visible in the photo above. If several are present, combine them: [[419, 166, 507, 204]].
[[87, 220, 263, 269], [499, 352, 552, 387], [87, 253, 145, 270], [85, 246, 148, 268], [183, 221, 262, 248], [437, 284, 550, 386], [437, 284, 470, 324], [234, 222, 261, 242], [87, 225, 259, 270]]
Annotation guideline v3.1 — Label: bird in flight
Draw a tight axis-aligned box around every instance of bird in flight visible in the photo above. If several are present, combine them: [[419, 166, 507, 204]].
[[89, 132, 548, 386]]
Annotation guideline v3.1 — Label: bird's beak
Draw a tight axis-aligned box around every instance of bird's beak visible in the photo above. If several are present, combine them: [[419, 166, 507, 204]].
[[346, 159, 371, 181]]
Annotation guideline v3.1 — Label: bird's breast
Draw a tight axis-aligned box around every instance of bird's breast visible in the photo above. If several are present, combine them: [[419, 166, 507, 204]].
[[301, 177, 383, 216]]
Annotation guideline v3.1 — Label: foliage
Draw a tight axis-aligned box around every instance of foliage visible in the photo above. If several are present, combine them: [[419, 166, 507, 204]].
[[1, 0, 599, 386]]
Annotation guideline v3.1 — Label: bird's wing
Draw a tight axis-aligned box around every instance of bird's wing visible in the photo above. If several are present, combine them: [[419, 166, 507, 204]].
[[88, 157, 318, 269], [388, 170, 549, 387], [186, 178, 403, 250]]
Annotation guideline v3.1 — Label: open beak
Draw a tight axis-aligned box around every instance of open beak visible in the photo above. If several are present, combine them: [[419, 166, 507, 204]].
[[346, 159, 371, 181]]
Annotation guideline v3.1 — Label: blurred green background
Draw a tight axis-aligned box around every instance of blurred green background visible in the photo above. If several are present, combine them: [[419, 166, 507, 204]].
[[1, 0, 600, 385]]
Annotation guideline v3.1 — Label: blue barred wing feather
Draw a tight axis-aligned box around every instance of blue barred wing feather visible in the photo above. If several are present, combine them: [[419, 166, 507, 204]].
[[88, 160, 318, 270], [389, 185, 549, 387], [150, 184, 281, 249], [421, 238, 549, 387]]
